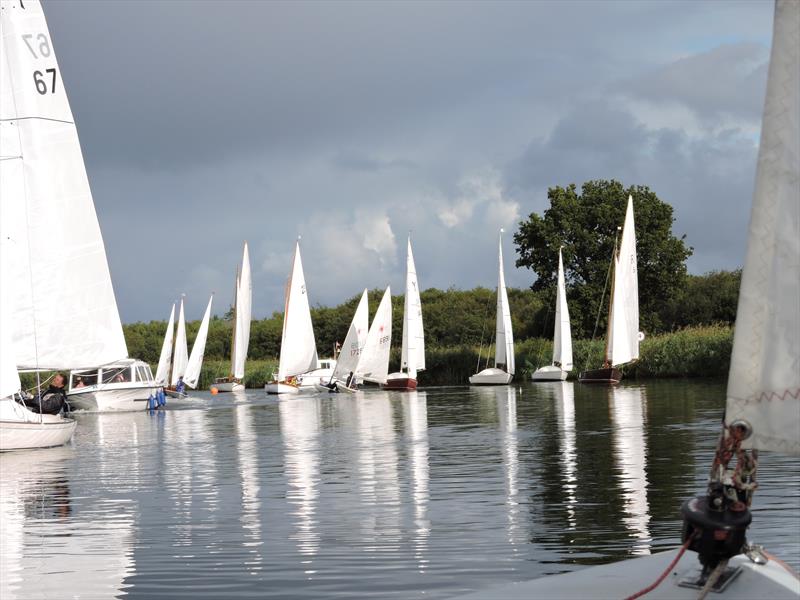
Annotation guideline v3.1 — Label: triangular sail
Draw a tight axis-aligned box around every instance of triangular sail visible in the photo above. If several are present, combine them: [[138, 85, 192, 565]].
[[154, 304, 175, 385], [0, 241, 20, 399], [495, 233, 515, 375], [609, 196, 639, 367], [184, 295, 213, 389], [726, 0, 799, 455], [553, 248, 573, 370], [171, 298, 189, 385], [277, 241, 318, 381], [357, 287, 392, 384], [401, 237, 425, 377], [333, 289, 369, 381], [0, 0, 127, 370], [232, 242, 252, 380]]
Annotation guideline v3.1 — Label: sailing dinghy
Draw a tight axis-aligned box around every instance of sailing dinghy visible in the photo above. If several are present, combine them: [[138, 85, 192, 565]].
[[532, 248, 573, 381], [459, 2, 800, 597], [386, 237, 426, 390], [469, 231, 515, 385], [160, 295, 213, 398], [215, 243, 252, 392], [357, 287, 393, 387], [578, 195, 640, 385], [314, 289, 369, 393]]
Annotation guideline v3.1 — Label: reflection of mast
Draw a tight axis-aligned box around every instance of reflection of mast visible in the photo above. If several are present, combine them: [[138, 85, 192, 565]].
[[609, 386, 652, 555], [279, 397, 322, 562], [235, 403, 263, 572], [554, 381, 578, 530], [402, 391, 430, 572], [496, 386, 520, 546]]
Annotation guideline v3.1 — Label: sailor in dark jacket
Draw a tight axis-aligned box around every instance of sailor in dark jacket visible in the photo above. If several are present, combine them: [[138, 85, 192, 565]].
[[21, 373, 70, 415]]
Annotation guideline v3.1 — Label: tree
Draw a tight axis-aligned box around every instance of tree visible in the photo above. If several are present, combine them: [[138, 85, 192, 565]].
[[514, 180, 693, 338]]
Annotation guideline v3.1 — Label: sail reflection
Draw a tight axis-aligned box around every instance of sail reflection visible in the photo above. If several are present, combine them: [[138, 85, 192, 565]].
[[401, 391, 430, 572], [279, 397, 322, 562], [495, 386, 521, 546], [234, 403, 263, 572], [609, 386, 652, 555], [554, 381, 578, 530]]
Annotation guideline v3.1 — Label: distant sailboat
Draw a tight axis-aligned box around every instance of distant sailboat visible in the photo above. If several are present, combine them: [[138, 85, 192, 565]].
[[183, 294, 214, 390], [357, 287, 393, 386], [265, 240, 320, 394], [386, 237, 426, 390], [154, 304, 176, 386], [578, 196, 639, 385], [162, 294, 213, 398], [315, 289, 369, 393], [532, 248, 573, 381], [469, 231, 515, 385], [215, 243, 252, 392]]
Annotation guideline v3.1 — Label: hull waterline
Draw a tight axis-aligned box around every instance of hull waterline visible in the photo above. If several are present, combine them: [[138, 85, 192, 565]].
[[384, 373, 418, 390], [531, 365, 568, 381], [469, 368, 513, 386], [67, 385, 159, 411], [0, 417, 76, 451], [578, 367, 622, 385]]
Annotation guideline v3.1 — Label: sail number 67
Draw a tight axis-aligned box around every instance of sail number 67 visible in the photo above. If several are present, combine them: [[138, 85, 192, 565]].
[[33, 69, 57, 95]]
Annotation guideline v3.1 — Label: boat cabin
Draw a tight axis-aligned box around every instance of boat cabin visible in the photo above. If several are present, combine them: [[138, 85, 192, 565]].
[[69, 360, 154, 391]]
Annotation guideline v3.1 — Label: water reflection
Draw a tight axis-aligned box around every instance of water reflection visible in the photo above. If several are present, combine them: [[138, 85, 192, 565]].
[[609, 386, 652, 555], [495, 386, 521, 547], [554, 382, 578, 530], [234, 403, 263, 572], [279, 397, 322, 563], [401, 391, 430, 572]]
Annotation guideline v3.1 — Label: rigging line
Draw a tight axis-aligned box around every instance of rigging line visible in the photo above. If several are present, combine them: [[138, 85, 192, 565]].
[[475, 292, 492, 373], [587, 250, 614, 365], [0, 155, 23, 161], [0, 116, 75, 124]]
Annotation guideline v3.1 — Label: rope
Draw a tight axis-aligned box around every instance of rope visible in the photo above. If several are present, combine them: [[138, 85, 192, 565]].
[[696, 560, 728, 600], [585, 251, 614, 368], [622, 536, 694, 600]]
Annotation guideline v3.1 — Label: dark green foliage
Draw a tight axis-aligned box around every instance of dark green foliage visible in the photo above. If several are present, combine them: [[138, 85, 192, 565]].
[[514, 180, 693, 337], [659, 270, 741, 331]]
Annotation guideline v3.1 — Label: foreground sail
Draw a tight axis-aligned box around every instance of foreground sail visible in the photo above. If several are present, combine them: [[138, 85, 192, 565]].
[[216, 243, 252, 393], [578, 195, 639, 384], [315, 290, 369, 393], [532, 248, 573, 381], [386, 237, 426, 390], [357, 287, 393, 385], [470, 231, 515, 385]]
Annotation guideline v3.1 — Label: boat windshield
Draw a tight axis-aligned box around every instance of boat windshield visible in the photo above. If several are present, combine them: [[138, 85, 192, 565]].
[[70, 370, 98, 389], [102, 366, 132, 384]]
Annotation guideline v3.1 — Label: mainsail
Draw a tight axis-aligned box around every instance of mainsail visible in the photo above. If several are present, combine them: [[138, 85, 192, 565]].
[[171, 298, 189, 385], [0, 241, 20, 398], [495, 232, 515, 375], [0, 0, 127, 370], [725, 0, 799, 455], [608, 196, 639, 367], [333, 289, 369, 381], [357, 287, 392, 384], [401, 237, 425, 378], [232, 242, 252, 380], [154, 304, 175, 385], [277, 241, 318, 381], [553, 248, 573, 370], [184, 295, 213, 389]]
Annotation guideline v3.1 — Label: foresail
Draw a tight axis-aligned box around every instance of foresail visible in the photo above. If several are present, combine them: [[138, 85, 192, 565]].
[[610, 196, 639, 367], [357, 287, 392, 383], [184, 295, 213, 389], [0, 0, 127, 370], [278, 242, 318, 380], [495, 233, 515, 374], [171, 299, 189, 385], [402, 238, 425, 376], [726, 0, 799, 455], [233, 243, 252, 380], [154, 304, 175, 385], [553, 248, 573, 370], [334, 289, 369, 381]]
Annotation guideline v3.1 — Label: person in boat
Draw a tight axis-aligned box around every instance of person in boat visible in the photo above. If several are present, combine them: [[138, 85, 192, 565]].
[[345, 371, 356, 389], [74, 376, 86, 388], [20, 373, 70, 415], [175, 376, 186, 395]]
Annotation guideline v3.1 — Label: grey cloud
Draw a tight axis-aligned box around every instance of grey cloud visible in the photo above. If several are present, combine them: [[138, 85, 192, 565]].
[[332, 152, 417, 172]]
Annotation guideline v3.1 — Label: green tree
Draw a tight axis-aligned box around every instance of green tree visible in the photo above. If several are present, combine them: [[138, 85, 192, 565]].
[[514, 180, 693, 338]]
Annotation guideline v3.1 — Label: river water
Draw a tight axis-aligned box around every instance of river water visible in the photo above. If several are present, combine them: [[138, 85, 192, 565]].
[[1, 380, 798, 599]]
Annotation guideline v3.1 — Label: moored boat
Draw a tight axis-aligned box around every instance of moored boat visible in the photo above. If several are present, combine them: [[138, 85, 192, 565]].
[[215, 242, 252, 393], [67, 359, 159, 411], [532, 248, 573, 381]]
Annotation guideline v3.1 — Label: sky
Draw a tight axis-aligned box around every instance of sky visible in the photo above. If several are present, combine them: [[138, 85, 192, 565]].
[[43, 0, 775, 323]]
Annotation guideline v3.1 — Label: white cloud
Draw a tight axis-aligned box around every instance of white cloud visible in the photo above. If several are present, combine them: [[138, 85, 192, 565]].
[[437, 170, 519, 231]]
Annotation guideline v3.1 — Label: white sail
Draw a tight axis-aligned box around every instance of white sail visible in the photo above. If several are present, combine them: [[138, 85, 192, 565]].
[[171, 298, 189, 385], [0, 0, 127, 370], [357, 287, 392, 384], [277, 241, 318, 381], [726, 0, 799, 455], [232, 242, 252, 380], [334, 289, 369, 381], [154, 304, 175, 385], [553, 248, 573, 370], [495, 232, 515, 375], [184, 294, 213, 389], [609, 196, 640, 367], [401, 237, 426, 378], [0, 241, 20, 399]]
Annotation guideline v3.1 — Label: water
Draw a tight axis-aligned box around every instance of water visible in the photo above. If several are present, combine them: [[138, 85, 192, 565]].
[[2, 380, 798, 599]]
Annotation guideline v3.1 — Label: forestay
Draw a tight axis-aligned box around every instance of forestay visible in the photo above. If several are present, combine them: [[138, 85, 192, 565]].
[[553, 248, 573, 370], [232, 242, 252, 380], [726, 0, 799, 455], [495, 233, 515, 375], [278, 242, 318, 381], [0, 0, 127, 370], [609, 196, 639, 367], [333, 289, 369, 381], [171, 298, 189, 385], [184, 295, 213, 389], [357, 287, 392, 384], [401, 237, 425, 377], [154, 304, 175, 385]]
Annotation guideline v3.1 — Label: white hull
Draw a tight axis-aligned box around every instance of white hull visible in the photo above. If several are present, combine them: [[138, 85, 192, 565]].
[[531, 365, 568, 381], [0, 414, 76, 451], [67, 384, 157, 412], [313, 381, 356, 394], [297, 367, 335, 387], [265, 382, 300, 395], [469, 368, 513, 386], [213, 381, 245, 392], [457, 548, 800, 599]]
